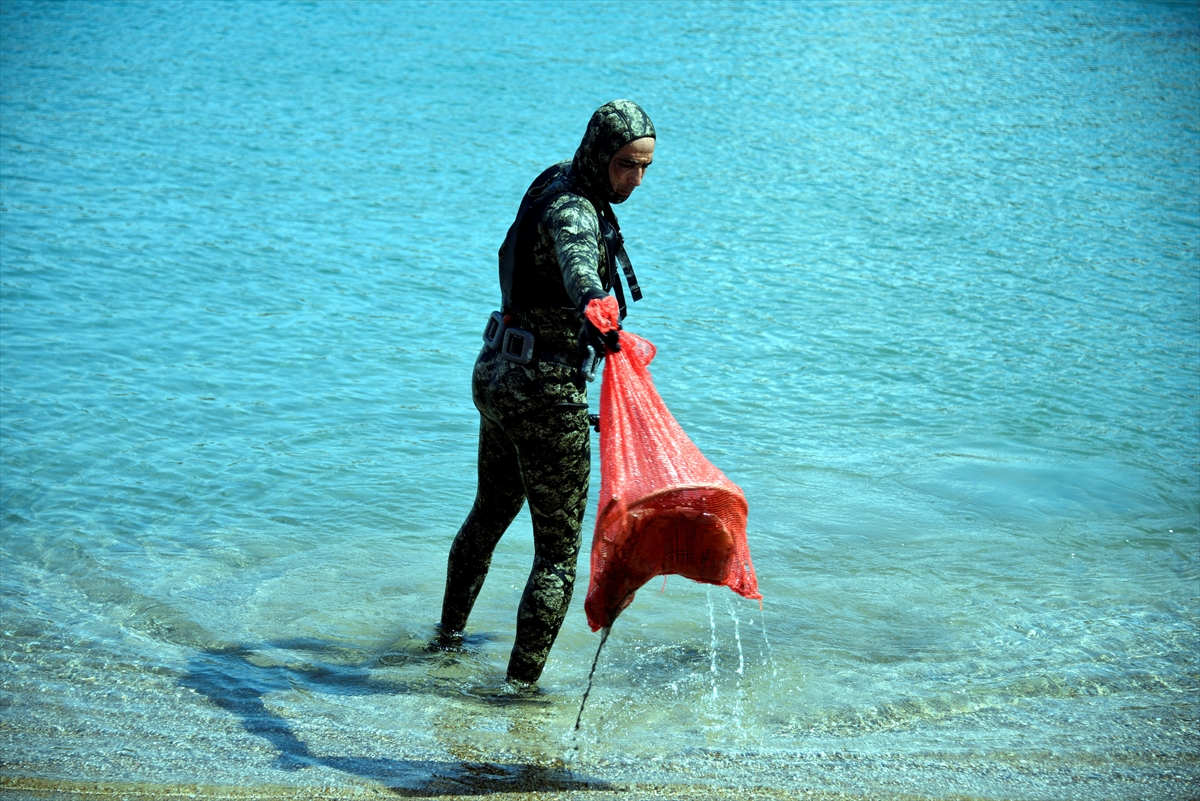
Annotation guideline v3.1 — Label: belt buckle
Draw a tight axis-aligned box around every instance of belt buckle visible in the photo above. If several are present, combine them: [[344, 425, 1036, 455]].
[[483, 310, 506, 349], [501, 326, 535, 365], [582, 345, 600, 382]]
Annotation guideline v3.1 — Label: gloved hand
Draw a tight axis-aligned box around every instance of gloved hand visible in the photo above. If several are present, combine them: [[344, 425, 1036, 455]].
[[582, 295, 621, 353]]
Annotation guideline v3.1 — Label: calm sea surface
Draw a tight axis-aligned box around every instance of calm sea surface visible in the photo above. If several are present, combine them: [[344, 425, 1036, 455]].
[[2, 2, 1197, 799]]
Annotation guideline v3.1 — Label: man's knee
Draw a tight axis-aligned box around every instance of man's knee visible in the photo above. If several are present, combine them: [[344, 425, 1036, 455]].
[[522, 558, 577, 612]]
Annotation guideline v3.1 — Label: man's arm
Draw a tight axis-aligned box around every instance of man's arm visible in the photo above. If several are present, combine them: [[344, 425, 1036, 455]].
[[544, 194, 608, 311]]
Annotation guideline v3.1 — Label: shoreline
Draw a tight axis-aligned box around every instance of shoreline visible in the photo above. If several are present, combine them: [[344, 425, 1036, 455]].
[[0, 777, 983, 801]]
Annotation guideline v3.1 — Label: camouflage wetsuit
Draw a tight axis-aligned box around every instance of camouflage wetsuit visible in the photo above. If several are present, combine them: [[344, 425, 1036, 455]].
[[439, 100, 655, 684]]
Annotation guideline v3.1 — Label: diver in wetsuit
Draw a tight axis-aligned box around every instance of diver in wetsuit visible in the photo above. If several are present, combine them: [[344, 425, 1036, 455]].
[[437, 100, 656, 685]]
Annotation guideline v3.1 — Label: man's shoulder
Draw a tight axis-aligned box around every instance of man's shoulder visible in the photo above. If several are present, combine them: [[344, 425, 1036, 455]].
[[529, 162, 600, 237], [531, 162, 596, 218], [543, 192, 598, 230]]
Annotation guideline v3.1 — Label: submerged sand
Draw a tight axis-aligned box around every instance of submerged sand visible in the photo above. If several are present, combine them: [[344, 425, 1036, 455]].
[[1, 777, 985, 801]]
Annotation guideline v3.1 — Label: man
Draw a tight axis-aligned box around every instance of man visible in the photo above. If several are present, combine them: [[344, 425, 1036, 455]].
[[436, 100, 656, 685]]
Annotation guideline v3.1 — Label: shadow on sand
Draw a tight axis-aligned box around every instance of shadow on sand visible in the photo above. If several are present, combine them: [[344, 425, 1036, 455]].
[[180, 638, 608, 796]]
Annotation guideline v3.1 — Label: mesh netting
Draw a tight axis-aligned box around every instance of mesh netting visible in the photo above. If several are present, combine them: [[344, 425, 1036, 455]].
[[584, 331, 761, 631]]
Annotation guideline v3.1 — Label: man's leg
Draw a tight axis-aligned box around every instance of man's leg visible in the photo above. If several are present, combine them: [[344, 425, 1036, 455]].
[[439, 416, 526, 635], [504, 405, 591, 683]]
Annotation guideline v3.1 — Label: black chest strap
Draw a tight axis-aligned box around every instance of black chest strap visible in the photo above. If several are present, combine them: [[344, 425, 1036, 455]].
[[598, 212, 642, 321]]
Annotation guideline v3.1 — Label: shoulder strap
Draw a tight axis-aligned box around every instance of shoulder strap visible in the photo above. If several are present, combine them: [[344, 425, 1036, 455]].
[[597, 211, 642, 321]]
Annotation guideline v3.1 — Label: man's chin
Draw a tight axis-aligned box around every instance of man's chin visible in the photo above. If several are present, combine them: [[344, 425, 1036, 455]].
[[612, 192, 630, 204]]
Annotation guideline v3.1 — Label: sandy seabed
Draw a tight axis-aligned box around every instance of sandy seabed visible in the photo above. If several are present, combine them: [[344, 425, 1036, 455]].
[[0, 777, 983, 801]]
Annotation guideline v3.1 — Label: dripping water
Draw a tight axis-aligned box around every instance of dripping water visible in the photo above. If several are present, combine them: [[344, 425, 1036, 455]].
[[725, 595, 747, 730], [726, 595, 745, 676], [758, 604, 779, 678], [707, 589, 719, 699]]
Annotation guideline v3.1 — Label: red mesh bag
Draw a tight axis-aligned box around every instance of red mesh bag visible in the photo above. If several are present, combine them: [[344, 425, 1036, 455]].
[[584, 331, 761, 631]]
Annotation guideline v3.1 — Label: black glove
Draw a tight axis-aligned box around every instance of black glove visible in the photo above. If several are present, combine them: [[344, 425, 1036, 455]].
[[582, 317, 620, 353]]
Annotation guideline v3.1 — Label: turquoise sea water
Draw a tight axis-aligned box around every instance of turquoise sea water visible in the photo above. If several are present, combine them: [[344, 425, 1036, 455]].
[[2, 1, 1198, 798]]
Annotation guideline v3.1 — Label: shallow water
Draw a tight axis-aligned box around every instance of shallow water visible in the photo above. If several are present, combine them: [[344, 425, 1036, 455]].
[[2, 1, 1198, 799]]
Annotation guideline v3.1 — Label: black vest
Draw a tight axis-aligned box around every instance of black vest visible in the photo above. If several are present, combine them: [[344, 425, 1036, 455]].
[[498, 164, 640, 319]]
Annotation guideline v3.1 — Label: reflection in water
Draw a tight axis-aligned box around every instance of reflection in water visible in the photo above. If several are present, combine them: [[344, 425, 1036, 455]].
[[180, 639, 607, 795]]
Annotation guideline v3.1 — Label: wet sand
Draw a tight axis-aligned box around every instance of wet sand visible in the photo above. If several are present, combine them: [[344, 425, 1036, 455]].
[[0, 777, 984, 801]]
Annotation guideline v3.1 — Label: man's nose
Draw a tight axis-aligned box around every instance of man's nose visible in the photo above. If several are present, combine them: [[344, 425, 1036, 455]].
[[630, 168, 644, 187]]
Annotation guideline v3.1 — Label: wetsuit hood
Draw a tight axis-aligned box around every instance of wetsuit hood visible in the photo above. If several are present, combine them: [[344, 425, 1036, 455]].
[[570, 100, 656, 206]]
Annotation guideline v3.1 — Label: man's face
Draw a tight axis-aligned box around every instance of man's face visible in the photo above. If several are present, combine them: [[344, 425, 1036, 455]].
[[608, 137, 655, 203]]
